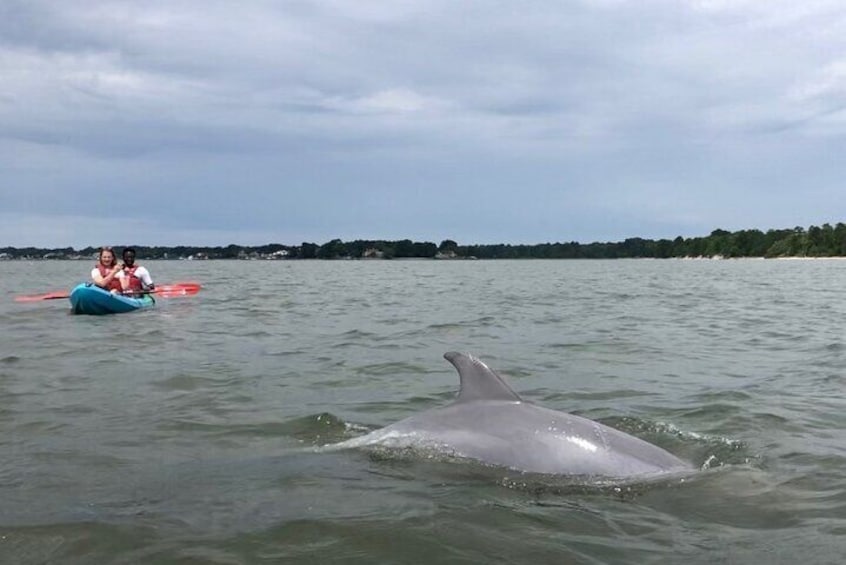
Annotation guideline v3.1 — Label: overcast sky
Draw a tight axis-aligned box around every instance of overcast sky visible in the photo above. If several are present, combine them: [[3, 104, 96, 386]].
[[2, 0, 845, 247]]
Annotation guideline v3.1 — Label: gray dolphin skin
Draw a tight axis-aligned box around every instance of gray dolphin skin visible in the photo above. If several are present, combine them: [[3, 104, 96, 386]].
[[335, 352, 692, 478]]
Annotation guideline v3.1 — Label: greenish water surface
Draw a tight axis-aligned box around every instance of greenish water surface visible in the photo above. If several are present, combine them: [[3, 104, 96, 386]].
[[1, 259, 844, 563]]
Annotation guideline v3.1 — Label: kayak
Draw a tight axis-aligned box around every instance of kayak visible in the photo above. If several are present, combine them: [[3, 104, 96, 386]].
[[69, 283, 155, 315]]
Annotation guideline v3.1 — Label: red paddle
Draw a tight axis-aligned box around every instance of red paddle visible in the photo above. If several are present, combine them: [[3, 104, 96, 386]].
[[125, 283, 203, 298], [14, 282, 203, 302]]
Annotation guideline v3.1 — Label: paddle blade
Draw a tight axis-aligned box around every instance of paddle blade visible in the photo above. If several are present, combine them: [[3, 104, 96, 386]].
[[170, 280, 202, 287], [153, 283, 202, 298], [14, 291, 71, 302], [122, 283, 202, 298]]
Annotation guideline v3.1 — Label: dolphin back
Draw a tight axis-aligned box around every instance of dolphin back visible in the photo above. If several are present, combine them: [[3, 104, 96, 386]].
[[444, 352, 523, 403]]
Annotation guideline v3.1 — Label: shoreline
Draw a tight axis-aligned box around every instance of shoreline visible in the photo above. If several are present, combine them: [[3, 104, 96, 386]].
[[4, 255, 846, 262]]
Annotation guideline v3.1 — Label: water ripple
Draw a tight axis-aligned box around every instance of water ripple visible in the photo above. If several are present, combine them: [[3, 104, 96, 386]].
[[3, 259, 846, 563]]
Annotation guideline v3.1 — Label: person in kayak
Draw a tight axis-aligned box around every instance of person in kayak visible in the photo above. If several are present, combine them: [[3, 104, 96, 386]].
[[120, 247, 155, 295], [91, 246, 124, 293]]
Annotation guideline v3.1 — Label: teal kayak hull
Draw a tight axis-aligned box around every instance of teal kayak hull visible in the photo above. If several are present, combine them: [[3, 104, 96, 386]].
[[69, 283, 155, 315]]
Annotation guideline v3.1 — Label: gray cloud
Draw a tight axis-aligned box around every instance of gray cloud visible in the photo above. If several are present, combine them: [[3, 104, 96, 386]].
[[2, 0, 846, 247]]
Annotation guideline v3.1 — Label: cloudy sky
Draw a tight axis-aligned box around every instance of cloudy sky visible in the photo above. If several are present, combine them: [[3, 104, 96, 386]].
[[2, 0, 845, 247]]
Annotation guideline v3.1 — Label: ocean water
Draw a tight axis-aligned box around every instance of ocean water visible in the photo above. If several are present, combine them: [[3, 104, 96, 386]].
[[1, 258, 845, 564]]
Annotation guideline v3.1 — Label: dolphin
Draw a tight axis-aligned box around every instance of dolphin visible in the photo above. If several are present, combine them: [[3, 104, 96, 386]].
[[333, 352, 692, 478]]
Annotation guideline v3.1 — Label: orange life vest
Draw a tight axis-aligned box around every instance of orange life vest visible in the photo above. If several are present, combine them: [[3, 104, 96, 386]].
[[123, 265, 143, 291], [96, 263, 123, 292]]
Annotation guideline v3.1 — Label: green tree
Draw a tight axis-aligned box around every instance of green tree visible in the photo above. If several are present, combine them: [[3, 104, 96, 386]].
[[317, 239, 347, 259], [438, 239, 458, 254], [299, 242, 318, 259]]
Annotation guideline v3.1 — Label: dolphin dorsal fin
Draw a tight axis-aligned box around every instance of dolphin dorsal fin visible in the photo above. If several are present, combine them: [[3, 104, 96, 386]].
[[444, 352, 523, 403]]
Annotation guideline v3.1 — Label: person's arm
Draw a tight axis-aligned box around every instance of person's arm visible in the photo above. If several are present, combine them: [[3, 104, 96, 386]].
[[138, 267, 155, 290], [120, 270, 131, 291], [92, 265, 123, 289]]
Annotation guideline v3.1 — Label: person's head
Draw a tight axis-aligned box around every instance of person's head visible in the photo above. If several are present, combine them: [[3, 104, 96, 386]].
[[122, 247, 137, 267], [99, 246, 116, 267]]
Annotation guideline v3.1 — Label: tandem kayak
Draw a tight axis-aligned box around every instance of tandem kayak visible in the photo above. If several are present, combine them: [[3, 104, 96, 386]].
[[69, 283, 155, 315]]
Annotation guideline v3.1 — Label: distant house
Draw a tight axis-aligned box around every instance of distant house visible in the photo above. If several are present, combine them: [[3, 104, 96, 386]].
[[362, 248, 384, 259]]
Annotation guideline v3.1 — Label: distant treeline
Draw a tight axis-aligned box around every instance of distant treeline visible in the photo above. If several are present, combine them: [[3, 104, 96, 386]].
[[3, 223, 846, 260]]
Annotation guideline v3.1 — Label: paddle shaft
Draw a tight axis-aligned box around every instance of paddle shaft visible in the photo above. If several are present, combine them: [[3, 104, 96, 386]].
[[15, 282, 201, 302]]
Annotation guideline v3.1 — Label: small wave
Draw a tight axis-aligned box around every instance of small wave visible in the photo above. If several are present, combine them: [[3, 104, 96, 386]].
[[545, 342, 590, 350], [654, 421, 752, 470], [264, 349, 300, 357], [540, 389, 651, 403], [279, 412, 355, 444], [353, 362, 428, 376], [156, 413, 354, 446], [426, 322, 465, 331], [336, 329, 379, 340], [497, 469, 693, 499], [427, 316, 498, 331], [600, 416, 751, 471], [611, 417, 744, 449], [152, 374, 222, 391], [688, 390, 754, 403]]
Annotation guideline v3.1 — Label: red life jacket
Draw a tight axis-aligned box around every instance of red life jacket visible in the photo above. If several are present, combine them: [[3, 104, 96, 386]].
[[123, 265, 143, 291], [96, 263, 123, 292]]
